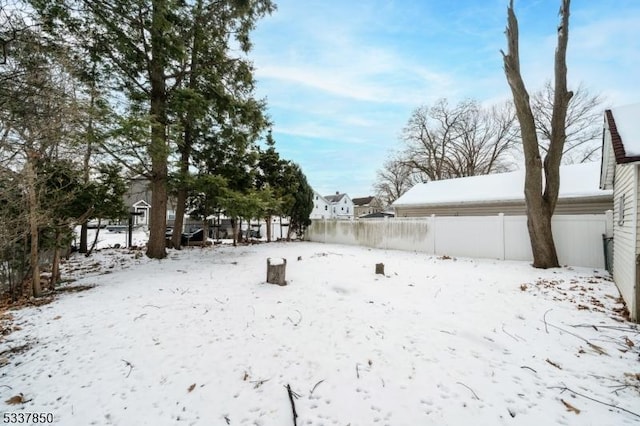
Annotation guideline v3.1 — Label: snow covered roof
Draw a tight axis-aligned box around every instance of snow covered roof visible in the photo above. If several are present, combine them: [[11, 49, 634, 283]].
[[606, 103, 640, 162], [393, 162, 611, 207], [325, 193, 348, 203], [352, 196, 375, 206]]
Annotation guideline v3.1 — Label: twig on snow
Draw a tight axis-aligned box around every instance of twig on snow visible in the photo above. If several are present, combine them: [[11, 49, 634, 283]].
[[310, 380, 324, 395], [502, 325, 519, 342], [549, 385, 640, 419], [571, 324, 639, 333], [456, 382, 480, 400], [356, 363, 360, 379], [285, 384, 299, 426], [543, 309, 552, 334], [520, 366, 537, 374], [546, 321, 608, 355], [287, 310, 302, 326], [143, 304, 161, 309], [250, 378, 269, 389], [546, 358, 562, 370], [133, 313, 147, 321], [121, 359, 134, 378]]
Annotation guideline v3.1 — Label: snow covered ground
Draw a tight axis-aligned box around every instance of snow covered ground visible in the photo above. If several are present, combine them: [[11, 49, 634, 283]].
[[1, 233, 639, 425]]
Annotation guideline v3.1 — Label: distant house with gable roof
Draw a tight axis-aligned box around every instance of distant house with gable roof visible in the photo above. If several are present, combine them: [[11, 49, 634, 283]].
[[310, 190, 354, 220], [352, 196, 384, 218]]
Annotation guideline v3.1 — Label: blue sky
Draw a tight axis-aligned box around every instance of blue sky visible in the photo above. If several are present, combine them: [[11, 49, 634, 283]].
[[250, 0, 640, 198]]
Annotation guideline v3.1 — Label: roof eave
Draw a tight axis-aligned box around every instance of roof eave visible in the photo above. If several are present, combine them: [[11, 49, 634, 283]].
[[393, 193, 612, 209]]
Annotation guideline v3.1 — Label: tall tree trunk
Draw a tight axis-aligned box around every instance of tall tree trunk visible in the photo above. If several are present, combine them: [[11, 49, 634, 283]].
[[502, 0, 572, 268], [265, 215, 272, 242], [146, 0, 169, 259], [171, 0, 203, 250], [26, 153, 42, 297], [86, 218, 102, 256], [79, 76, 95, 254], [202, 218, 209, 246], [50, 228, 62, 290], [79, 223, 89, 253], [231, 218, 238, 246], [171, 161, 189, 249]]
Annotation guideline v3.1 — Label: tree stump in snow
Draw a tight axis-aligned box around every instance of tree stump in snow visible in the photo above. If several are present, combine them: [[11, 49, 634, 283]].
[[267, 258, 287, 286], [375, 263, 384, 275]]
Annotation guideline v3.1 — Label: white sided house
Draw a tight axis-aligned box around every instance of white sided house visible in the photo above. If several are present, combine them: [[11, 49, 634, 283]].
[[310, 190, 354, 220], [393, 162, 612, 217], [310, 190, 332, 219], [601, 103, 640, 321]]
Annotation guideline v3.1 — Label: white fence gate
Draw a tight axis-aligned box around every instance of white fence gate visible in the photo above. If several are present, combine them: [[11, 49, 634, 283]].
[[305, 213, 613, 268]]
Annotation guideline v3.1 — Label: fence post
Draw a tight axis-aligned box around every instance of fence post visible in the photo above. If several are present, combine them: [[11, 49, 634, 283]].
[[385, 216, 390, 250], [323, 218, 327, 243], [431, 214, 437, 255], [498, 213, 505, 260]]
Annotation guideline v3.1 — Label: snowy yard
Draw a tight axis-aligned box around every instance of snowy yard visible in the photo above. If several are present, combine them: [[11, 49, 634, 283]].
[[1, 236, 639, 425]]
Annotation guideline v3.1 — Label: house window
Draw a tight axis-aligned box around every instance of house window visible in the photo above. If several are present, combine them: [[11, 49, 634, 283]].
[[341, 207, 344, 211], [167, 210, 176, 220], [618, 194, 625, 226], [315, 196, 318, 200], [324, 205, 327, 211], [347, 207, 349, 213]]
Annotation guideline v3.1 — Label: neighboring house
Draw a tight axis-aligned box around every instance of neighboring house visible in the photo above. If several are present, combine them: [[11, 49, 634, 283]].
[[352, 196, 384, 218], [309, 190, 354, 219], [123, 176, 180, 228], [310, 190, 332, 219], [123, 177, 152, 227], [392, 162, 612, 217], [600, 103, 640, 321], [325, 192, 355, 219]]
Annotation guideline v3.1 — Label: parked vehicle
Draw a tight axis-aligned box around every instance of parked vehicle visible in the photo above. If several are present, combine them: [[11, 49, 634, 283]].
[[181, 229, 205, 245]]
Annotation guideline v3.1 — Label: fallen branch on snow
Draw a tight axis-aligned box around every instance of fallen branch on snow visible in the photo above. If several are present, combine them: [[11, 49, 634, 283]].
[[545, 321, 608, 355], [285, 384, 300, 426], [543, 309, 552, 334], [121, 359, 134, 378], [549, 384, 640, 419], [571, 324, 638, 333], [287, 310, 302, 326], [456, 381, 480, 400], [310, 379, 324, 395]]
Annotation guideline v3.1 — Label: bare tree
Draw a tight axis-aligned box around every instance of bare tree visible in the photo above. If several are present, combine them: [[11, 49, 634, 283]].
[[0, 8, 87, 296], [532, 80, 603, 164], [399, 98, 518, 182], [502, 0, 573, 268], [373, 155, 422, 206]]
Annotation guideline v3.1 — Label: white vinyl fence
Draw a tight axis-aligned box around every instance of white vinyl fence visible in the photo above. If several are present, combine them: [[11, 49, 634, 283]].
[[305, 213, 613, 268]]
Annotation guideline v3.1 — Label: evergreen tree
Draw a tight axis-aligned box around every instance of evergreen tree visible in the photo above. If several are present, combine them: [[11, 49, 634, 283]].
[[29, 0, 275, 258]]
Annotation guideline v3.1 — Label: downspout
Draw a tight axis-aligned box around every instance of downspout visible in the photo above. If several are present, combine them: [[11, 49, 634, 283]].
[[635, 165, 640, 322]]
